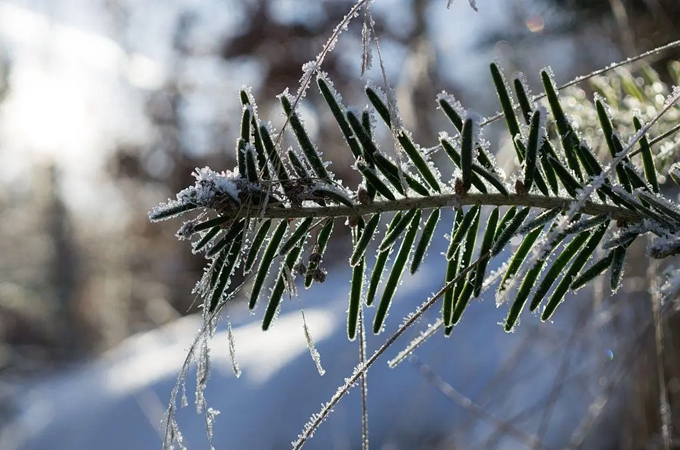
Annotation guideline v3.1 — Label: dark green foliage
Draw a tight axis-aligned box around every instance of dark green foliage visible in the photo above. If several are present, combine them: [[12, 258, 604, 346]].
[[539, 142, 560, 194], [240, 106, 251, 142], [541, 69, 582, 180], [547, 155, 581, 198], [438, 97, 461, 129], [563, 213, 611, 235], [348, 253, 365, 340], [209, 230, 244, 312], [154, 60, 680, 348], [495, 207, 518, 239], [595, 99, 632, 191], [317, 77, 363, 158], [637, 191, 680, 226], [373, 153, 430, 196], [541, 224, 608, 320], [443, 211, 464, 325], [570, 252, 615, 291], [350, 213, 381, 266], [362, 109, 372, 139], [281, 95, 330, 181], [236, 138, 247, 178], [610, 244, 628, 292], [373, 210, 421, 334], [473, 164, 510, 196], [449, 208, 481, 326], [440, 139, 490, 194], [249, 220, 288, 309], [259, 124, 290, 182], [289, 150, 311, 179], [262, 243, 304, 331], [312, 187, 355, 207], [513, 76, 533, 124], [602, 229, 640, 250], [194, 215, 230, 233], [410, 208, 440, 274], [443, 244, 461, 328], [245, 146, 259, 182], [523, 109, 542, 192], [206, 219, 247, 258], [366, 213, 402, 306], [438, 97, 495, 169], [634, 116, 659, 192], [347, 218, 367, 340], [347, 110, 379, 166], [279, 218, 313, 257], [530, 231, 592, 312], [239, 89, 250, 107], [506, 223, 567, 331], [365, 87, 391, 126], [518, 207, 562, 234], [473, 208, 499, 297], [357, 161, 396, 201], [461, 118, 474, 192], [498, 227, 542, 294], [193, 226, 221, 253], [250, 118, 271, 180], [379, 208, 418, 251], [245, 220, 272, 273], [492, 207, 531, 256], [366, 87, 440, 192], [490, 62, 522, 139], [513, 138, 550, 195], [149, 202, 199, 221], [446, 205, 481, 260]]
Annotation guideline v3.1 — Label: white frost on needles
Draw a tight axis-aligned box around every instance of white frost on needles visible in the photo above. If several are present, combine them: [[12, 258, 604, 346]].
[[180, 167, 241, 206], [659, 265, 680, 305], [149, 167, 241, 222]]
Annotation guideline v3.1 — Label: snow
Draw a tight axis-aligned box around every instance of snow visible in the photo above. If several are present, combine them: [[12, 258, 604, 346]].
[[3, 226, 628, 450], [150, 166, 241, 221]]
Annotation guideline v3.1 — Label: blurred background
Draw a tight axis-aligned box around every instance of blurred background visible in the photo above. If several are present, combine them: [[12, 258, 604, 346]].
[[1, 0, 680, 448]]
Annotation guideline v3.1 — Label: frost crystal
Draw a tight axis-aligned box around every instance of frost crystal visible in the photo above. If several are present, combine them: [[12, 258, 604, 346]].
[[179, 167, 241, 207], [659, 265, 680, 305], [176, 220, 196, 240], [648, 235, 680, 259], [436, 91, 467, 128], [300, 305, 325, 376], [360, 4, 373, 75]]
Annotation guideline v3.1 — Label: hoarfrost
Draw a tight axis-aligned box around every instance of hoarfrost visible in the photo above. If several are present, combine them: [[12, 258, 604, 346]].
[[227, 319, 241, 378], [175, 167, 241, 208], [658, 265, 680, 304], [535, 105, 548, 150], [436, 91, 467, 133], [515, 72, 533, 104], [176, 220, 197, 240], [366, 80, 403, 130], [316, 72, 344, 107], [360, 3, 373, 76], [300, 302, 325, 376], [648, 235, 680, 259]]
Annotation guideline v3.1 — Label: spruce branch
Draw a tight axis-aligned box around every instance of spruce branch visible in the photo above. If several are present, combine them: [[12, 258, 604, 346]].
[[150, 1, 680, 445]]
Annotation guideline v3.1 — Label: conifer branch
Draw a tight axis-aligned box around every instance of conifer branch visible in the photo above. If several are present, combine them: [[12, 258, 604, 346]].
[[211, 192, 642, 222]]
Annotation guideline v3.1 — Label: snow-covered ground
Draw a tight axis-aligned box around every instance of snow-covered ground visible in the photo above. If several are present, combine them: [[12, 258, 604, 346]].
[[1, 231, 627, 449]]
